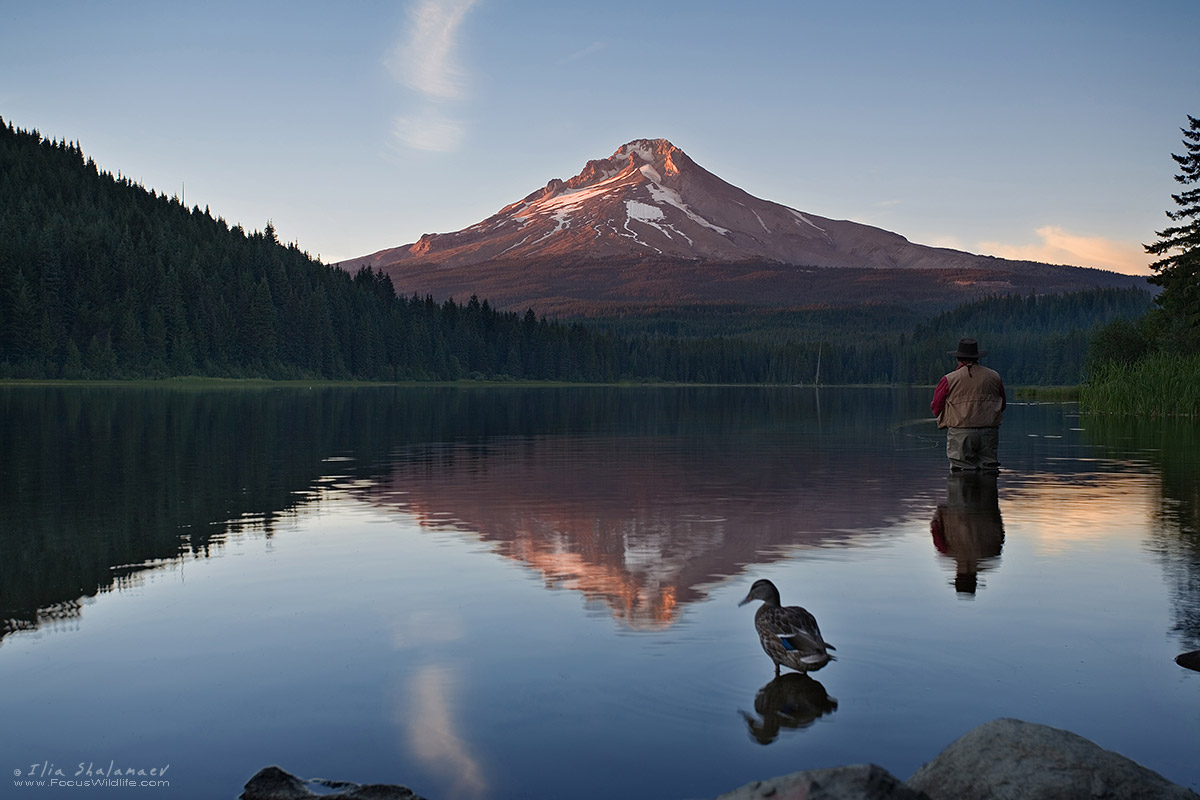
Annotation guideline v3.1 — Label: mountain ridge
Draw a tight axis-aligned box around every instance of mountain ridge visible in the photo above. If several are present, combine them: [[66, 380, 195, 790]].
[[347, 138, 1145, 314]]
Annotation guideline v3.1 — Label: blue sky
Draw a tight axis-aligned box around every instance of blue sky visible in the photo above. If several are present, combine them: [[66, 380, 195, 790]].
[[2, 1, 1196, 274]]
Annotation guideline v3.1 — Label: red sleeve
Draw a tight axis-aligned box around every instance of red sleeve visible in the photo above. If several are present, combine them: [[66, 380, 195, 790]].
[[931, 376, 949, 417]]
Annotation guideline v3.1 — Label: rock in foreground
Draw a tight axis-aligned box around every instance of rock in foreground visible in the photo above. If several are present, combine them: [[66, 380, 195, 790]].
[[716, 718, 1197, 800], [907, 718, 1197, 800], [242, 719, 1198, 800], [714, 763, 929, 799], [240, 766, 427, 800]]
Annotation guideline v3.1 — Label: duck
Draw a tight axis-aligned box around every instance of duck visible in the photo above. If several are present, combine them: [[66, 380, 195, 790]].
[[739, 578, 835, 676]]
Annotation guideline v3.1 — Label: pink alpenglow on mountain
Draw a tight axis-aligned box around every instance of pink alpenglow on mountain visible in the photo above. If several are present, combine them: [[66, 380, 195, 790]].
[[348, 139, 1144, 314]]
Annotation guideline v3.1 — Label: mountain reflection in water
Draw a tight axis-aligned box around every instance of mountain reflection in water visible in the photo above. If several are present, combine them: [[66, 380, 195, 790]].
[[4, 387, 1199, 641], [3, 387, 1200, 799], [357, 427, 938, 628]]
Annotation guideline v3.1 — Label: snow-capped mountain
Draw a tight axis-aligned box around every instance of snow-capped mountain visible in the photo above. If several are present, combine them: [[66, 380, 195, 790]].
[[348, 139, 1142, 313]]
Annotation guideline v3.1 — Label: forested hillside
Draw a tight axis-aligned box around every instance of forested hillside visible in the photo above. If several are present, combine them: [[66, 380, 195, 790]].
[[0, 120, 621, 382], [0, 119, 1153, 385], [578, 288, 1154, 384]]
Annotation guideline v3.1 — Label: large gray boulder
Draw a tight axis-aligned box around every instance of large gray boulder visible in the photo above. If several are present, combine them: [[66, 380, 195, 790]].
[[240, 766, 428, 800], [714, 764, 930, 800], [908, 718, 1198, 800]]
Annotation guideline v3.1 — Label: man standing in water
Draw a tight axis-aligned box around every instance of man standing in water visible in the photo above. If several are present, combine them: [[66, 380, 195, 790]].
[[931, 338, 1006, 471]]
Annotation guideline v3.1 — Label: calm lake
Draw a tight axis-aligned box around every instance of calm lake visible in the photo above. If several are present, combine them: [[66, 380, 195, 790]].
[[1, 385, 1198, 799]]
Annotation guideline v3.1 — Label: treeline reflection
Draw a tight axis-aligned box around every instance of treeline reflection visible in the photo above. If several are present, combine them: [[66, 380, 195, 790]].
[[1, 386, 364, 636], [3, 387, 1197, 648], [1081, 415, 1200, 652], [1, 386, 940, 638]]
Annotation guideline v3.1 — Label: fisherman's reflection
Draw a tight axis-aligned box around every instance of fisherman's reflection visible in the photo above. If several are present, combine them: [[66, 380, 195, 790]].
[[740, 673, 837, 744], [930, 472, 1005, 596]]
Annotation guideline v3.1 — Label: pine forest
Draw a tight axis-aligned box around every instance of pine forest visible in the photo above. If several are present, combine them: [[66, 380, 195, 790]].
[[0, 119, 1154, 386]]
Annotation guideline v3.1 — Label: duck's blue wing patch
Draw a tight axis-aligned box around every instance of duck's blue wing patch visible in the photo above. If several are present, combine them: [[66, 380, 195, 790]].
[[776, 630, 822, 652]]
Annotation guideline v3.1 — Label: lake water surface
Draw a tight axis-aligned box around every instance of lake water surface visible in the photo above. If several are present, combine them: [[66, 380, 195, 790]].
[[1, 385, 1197, 799]]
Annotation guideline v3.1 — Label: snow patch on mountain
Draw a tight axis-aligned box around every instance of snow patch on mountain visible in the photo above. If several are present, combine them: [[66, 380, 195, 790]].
[[647, 183, 730, 235], [621, 216, 663, 254], [620, 141, 660, 164], [626, 200, 664, 222], [499, 234, 532, 255], [528, 210, 572, 246], [625, 200, 694, 246], [519, 170, 631, 222], [639, 164, 662, 182], [791, 209, 825, 233]]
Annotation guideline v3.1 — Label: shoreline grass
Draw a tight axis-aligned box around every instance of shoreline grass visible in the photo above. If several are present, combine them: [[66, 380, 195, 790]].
[[1081, 354, 1200, 416]]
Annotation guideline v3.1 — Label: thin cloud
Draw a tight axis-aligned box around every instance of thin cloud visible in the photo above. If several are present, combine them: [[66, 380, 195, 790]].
[[388, 0, 480, 99], [386, 0, 479, 152], [979, 226, 1152, 276]]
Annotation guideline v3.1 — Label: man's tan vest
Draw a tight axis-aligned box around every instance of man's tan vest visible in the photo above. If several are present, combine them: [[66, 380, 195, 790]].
[[937, 364, 1005, 429]]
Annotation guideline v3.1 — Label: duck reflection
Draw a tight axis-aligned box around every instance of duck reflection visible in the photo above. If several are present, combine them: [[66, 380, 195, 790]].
[[930, 472, 1005, 596], [740, 673, 838, 744]]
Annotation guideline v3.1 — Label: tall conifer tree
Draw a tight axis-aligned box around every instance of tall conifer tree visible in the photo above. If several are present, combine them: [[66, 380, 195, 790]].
[[1146, 114, 1200, 337]]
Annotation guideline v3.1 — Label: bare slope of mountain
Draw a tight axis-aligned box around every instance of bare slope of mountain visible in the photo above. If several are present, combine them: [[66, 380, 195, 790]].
[[350, 139, 1143, 315]]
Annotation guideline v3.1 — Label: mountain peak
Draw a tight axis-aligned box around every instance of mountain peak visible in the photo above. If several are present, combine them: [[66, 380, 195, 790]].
[[616, 138, 683, 177], [615, 137, 679, 163], [359, 135, 944, 271], [347, 138, 1142, 315], [560, 138, 682, 192]]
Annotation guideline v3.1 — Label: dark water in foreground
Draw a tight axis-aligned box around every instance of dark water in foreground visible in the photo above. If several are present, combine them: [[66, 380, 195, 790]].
[[1, 385, 1197, 798]]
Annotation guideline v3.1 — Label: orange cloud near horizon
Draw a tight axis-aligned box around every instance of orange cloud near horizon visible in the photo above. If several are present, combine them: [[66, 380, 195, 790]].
[[979, 226, 1153, 276]]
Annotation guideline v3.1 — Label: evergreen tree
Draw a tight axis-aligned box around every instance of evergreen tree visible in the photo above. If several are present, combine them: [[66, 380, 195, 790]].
[[61, 338, 83, 378], [1146, 114, 1200, 341], [244, 276, 278, 366]]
